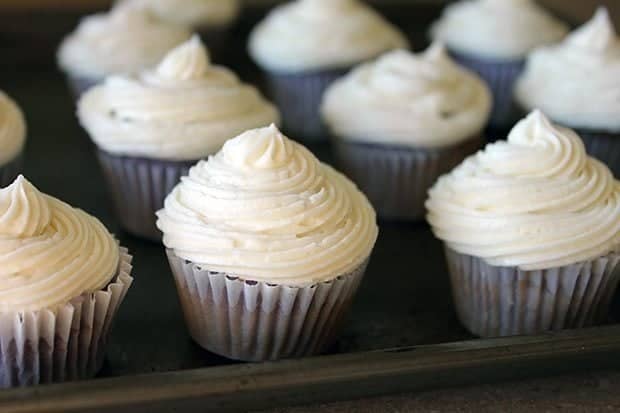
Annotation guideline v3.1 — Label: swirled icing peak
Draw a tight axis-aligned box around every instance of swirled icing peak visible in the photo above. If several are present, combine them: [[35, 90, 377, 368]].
[[430, 0, 568, 59], [78, 37, 280, 160], [0, 176, 51, 238], [516, 8, 620, 131], [0, 176, 120, 312], [157, 125, 378, 285], [566, 7, 619, 53], [222, 124, 293, 170], [248, 0, 409, 72], [57, 5, 191, 79], [156, 35, 210, 81], [321, 44, 491, 148], [0, 91, 26, 166], [117, 0, 240, 28], [426, 110, 620, 270]]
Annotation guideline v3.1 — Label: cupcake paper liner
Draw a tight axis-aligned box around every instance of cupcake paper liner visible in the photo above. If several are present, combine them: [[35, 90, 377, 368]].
[[65, 74, 102, 100], [97, 149, 195, 242], [0, 152, 23, 188], [450, 50, 525, 130], [333, 135, 482, 221], [166, 249, 369, 362], [0, 247, 133, 388], [265, 68, 349, 142], [577, 129, 620, 178], [445, 247, 620, 338]]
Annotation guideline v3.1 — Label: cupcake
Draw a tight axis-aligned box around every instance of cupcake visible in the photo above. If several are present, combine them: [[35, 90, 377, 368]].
[[430, 0, 568, 130], [321, 44, 491, 220], [157, 125, 378, 361], [0, 176, 133, 387], [248, 0, 408, 142], [116, 0, 240, 60], [78, 37, 280, 241], [516, 8, 620, 177], [57, 5, 191, 98], [0, 91, 26, 186], [426, 111, 620, 338]]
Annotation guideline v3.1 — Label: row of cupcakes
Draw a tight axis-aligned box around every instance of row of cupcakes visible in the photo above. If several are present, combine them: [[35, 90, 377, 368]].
[[4, 3, 620, 240], [0, 114, 618, 386], [78, 7, 620, 235]]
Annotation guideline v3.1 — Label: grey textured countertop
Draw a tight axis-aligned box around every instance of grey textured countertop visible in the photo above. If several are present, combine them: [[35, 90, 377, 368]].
[[260, 372, 620, 413]]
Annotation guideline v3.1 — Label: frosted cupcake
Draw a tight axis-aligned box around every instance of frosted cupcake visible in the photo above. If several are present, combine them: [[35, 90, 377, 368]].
[[57, 5, 191, 98], [516, 8, 620, 177], [116, 0, 240, 60], [322, 44, 491, 220], [0, 176, 133, 387], [426, 111, 620, 338], [79, 37, 279, 241], [157, 125, 378, 361], [0, 91, 26, 186], [430, 0, 567, 129], [249, 0, 408, 142]]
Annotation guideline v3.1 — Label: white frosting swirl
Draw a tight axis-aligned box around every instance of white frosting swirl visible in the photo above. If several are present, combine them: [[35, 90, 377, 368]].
[[249, 0, 409, 72], [117, 0, 240, 28], [0, 176, 120, 312], [78, 37, 280, 161], [58, 6, 191, 79], [157, 125, 378, 285], [321, 44, 491, 148], [0, 91, 26, 166], [426, 111, 620, 271], [516, 8, 620, 132], [430, 0, 568, 60]]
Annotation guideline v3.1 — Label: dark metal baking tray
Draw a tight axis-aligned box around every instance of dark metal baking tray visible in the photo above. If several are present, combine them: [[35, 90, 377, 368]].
[[0, 4, 619, 413]]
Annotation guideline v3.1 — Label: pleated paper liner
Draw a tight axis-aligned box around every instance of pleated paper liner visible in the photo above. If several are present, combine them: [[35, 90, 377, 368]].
[[0, 247, 133, 388], [264, 68, 349, 143], [449, 50, 525, 130], [577, 129, 620, 178], [97, 149, 195, 241], [333, 135, 482, 221], [0, 152, 23, 188], [166, 249, 369, 362], [445, 247, 620, 338]]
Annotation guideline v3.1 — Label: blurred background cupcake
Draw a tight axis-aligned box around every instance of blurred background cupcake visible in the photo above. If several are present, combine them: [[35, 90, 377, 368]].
[[426, 110, 620, 338], [157, 125, 378, 361], [0, 91, 26, 186], [248, 0, 408, 143], [115, 0, 241, 62], [322, 44, 491, 220], [430, 0, 568, 132], [0, 176, 133, 388], [78, 36, 279, 241], [57, 4, 191, 98], [516, 7, 620, 177]]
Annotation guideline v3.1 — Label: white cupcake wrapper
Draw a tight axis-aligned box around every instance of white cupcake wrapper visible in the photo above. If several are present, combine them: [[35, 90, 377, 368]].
[[577, 130, 620, 178], [0, 152, 23, 188], [333, 136, 482, 221], [445, 247, 620, 338], [0, 247, 133, 388], [97, 150, 194, 241], [450, 51, 524, 129], [265, 68, 349, 142], [166, 249, 369, 362]]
